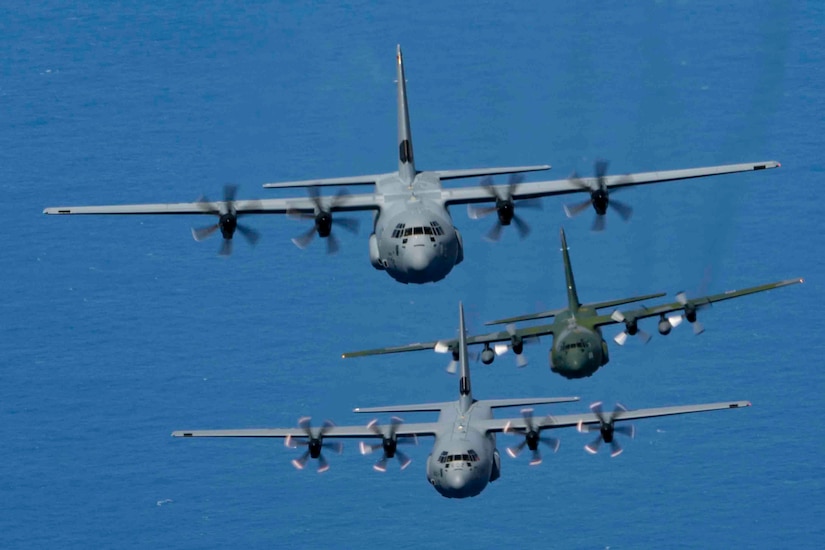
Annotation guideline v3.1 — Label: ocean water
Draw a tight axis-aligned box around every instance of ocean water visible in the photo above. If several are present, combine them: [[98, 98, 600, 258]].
[[3, 1, 824, 548]]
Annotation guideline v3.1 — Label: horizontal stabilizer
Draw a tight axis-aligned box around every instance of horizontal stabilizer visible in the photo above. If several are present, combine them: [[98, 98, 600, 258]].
[[263, 174, 387, 189], [485, 307, 567, 326], [436, 165, 551, 181], [481, 397, 579, 409], [353, 401, 453, 414], [584, 291, 667, 311]]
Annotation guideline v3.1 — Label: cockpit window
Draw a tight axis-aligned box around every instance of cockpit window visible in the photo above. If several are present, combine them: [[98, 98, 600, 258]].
[[438, 450, 480, 463], [397, 225, 441, 239], [391, 223, 406, 239]]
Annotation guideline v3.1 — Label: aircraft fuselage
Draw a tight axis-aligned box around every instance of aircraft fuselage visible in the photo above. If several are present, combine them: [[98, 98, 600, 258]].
[[547, 308, 609, 379], [369, 172, 464, 284], [425, 401, 500, 498]]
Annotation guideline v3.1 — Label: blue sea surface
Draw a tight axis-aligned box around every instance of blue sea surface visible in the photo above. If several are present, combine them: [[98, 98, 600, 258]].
[[3, 1, 824, 548]]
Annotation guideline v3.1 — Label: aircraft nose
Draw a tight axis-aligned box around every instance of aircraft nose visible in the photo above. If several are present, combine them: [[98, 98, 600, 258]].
[[405, 244, 436, 272], [566, 352, 583, 371], [443, 469, 468, 490]]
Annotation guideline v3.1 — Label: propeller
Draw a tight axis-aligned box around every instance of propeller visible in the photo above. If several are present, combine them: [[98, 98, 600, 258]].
[[467, 174, 542, 241], [674, 292, 710, 335], [284, 417, 343, 473], [192, 184, 261, 255], [359, 416, 418, 472], [563, 160, 633, 231], [287, 187, 359, 254], [610, 310, 651, 345], [657, 313, 684, 335], [503, 408, 560, 466], [577, 402, 635, 458], [490, 324, 534, 367], [435, 341, 460, 374], [434, 341, 480, 374]]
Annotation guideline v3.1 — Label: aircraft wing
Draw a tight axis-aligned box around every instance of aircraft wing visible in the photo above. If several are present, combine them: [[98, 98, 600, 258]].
[[172, 420, 440, 439], [341, 323, 554, 359], [478, 400, 750, 434], [43, 193, 383, 216], [441, 161, 780, 206], [591, 278, 803, 328]]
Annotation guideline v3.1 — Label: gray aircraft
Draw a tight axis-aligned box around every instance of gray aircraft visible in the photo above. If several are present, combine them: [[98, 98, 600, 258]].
[[45, 46, 780, 284], [343, 229, 802, 379], [173, 303, 750, 499]]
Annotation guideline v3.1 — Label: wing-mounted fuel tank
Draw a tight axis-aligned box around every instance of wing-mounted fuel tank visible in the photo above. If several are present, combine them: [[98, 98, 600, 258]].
[[490, 448, 501, 482], [455, 229, 464, 265], [369, 233, 385, 270]]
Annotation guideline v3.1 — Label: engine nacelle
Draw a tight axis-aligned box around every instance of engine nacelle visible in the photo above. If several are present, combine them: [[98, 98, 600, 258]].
[[496, 198, 515, 225], [455, 229, 464, 265], [591, 189, 609, 215], [315, 212, 333, 237], [219, 213, 237, 239], [368, 233, 385, 270]]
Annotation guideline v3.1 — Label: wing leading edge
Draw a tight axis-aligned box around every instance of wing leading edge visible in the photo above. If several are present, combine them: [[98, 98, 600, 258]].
[[592, 278, 803, 328], [442, 161, 780, 206], [172, 420, 440, 440], [44, 194, 383, 216], [479, 400, 751, 434]]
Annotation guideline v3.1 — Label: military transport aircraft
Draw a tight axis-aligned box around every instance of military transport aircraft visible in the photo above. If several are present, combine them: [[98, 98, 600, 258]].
[[343, 229, 802, 379], [173, 304, 750, 499], [44, 45, 780, 284]]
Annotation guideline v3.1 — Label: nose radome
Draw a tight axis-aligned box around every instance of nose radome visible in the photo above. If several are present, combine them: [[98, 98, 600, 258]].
[[566, 352, 584, 371], [406, 244, 435, 272], [444, 469, 467, 490]]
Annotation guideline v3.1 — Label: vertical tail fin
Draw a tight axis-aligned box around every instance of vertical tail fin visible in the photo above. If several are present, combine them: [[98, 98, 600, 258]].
[[457, 302, 473, 413], [396, 45, 416, 184], [560, 228, 580, 312]]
